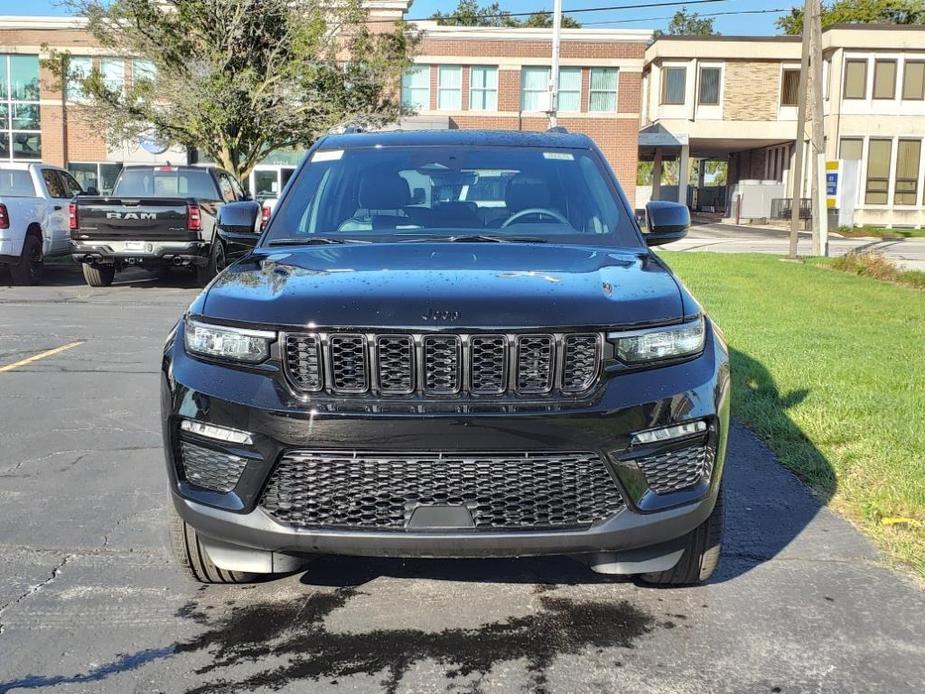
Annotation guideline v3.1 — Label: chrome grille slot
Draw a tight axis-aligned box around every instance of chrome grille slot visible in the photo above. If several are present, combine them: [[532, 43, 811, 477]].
[[328, 334, 369, 393], [423, 335, 461, 394], [376, 336, 414, 394], [470, 335, 507, 394], [285, 334, 323, 392], [516, 335, 555, 393], [283, 331, 604, 398], [562, 334, 601, 393]]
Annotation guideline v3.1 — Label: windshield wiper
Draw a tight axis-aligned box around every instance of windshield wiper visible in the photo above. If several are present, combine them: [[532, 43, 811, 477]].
[[428, 234, 547, 244], [267, 237, 370, 246]]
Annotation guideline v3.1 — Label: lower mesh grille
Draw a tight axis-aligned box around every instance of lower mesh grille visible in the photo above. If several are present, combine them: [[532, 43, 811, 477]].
[[179, 441, 248, 493], [260, 451, 625, 530], [635, 443, 715, 494]]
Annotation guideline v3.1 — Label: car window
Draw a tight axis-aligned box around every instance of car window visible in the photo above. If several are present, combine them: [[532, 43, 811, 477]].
[[267, 146, 639, 247], [228, 174, 246, 201], [59, 171, 84, 197], [113, 168, 220, 200], [41, 169, 68, 199], [217, 172, 237, 203], [0, 169, 36, 196]]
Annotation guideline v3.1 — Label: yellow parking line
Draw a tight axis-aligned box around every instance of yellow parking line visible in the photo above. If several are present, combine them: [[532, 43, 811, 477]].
[[0, 341, 84, 373]]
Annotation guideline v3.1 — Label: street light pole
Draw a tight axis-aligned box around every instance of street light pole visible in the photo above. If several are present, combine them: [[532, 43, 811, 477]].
[[788, 0, 812, 258], [548, 0, 563, 129]]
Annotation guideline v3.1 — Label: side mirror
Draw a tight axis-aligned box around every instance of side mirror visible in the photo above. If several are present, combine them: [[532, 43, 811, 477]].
[[84, 186, 100, 196], [217, 200, 261, 248], [643, 201, 690, 247]]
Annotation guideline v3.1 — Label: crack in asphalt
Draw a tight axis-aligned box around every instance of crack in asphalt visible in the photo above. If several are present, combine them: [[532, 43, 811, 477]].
[[0, 555, 71, 637]]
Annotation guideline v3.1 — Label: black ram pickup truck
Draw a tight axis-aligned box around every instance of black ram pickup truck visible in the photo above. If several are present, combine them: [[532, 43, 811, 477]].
[[70, 165, 252, 287], [161, 130, 731, 587]]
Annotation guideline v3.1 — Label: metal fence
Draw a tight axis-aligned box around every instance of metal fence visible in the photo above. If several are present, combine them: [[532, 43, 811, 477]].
[[770, 198, 812, 220]]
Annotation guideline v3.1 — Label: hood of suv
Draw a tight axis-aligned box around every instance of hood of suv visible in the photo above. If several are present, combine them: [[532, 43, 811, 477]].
[[200, 243, 684, 329]]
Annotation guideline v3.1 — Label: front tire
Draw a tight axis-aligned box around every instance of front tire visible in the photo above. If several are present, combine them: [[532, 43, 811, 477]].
[[168, 505, 259, 584], [639, 486, 725, 586], [196, 241, 226, 287], [82, 263, 115, 287], [9, 235, 44, 286]]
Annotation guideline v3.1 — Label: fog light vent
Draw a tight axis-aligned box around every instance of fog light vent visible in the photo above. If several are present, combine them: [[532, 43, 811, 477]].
[[179, 441, 248, 493], [635, 444, 715, 495]]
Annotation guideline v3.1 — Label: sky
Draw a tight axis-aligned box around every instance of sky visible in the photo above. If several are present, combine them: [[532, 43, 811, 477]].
[[0, 0, 795, 36]]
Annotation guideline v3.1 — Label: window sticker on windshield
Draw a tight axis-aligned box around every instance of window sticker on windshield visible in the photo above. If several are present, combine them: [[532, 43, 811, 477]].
[[543, 152, 574, 161], [312, 149, 344, 162]]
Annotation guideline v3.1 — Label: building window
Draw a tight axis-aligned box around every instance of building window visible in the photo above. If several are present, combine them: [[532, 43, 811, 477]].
[[894, 139, 921, 205], [437, 65, 461, 110], [843, 59, 867, 99], [661, 66, 686, 105], [780, 69, 800, 107], [902, 60, 925, 100], [558, 68, 581, 112], [590, 68, 619, 111], [698, 66, 721, 106], [873, 59, 897, 100], [68, 162, 122, 195], [67, 56, 92, 102], [839, 137, 863, 161], [0, 54, 41, 161], [132, 58, 156, 84], [401, 65, 430, 111], [521, 67, 549, 111], [469, 66, 497, 111], [100, 58, 124, 94], [865, 139, 892, 205]]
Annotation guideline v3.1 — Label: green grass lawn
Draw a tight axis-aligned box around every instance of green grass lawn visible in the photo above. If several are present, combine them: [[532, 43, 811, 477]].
[[836, 225, 925, 239], [659, 252, 925, 578]]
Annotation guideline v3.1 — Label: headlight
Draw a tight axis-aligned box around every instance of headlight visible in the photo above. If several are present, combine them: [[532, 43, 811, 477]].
[[184, 318, 275, 363], [609, 317, 705, 364]]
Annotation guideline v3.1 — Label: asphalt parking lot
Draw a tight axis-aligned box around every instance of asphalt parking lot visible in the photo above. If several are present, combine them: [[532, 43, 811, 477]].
[[1, 264, 924, 694]]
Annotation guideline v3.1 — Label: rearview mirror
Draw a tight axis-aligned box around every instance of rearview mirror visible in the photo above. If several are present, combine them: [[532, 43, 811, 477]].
[[643, 201, 690, 247], [217, 201, 261, 248]]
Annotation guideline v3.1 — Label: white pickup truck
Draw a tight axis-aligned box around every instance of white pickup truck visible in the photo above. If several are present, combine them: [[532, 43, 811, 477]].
[[0, 163, 92, 285]]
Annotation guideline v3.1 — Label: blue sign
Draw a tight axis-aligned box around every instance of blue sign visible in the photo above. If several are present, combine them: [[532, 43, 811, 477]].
[[826, 172, 838, 197], [138, 134, 169, 155]]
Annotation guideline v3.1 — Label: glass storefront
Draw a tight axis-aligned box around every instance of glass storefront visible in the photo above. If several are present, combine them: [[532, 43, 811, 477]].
[[1, 54, 41, 160]]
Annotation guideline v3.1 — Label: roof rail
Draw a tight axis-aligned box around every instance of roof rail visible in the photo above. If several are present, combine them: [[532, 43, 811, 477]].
[[546, 126, 569, 134]]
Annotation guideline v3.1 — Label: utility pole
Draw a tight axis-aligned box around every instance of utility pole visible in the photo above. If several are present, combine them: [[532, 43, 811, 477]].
[[547, 0, 563, 129], [809, 0, 829, 256], [788, 0, 812, 258]]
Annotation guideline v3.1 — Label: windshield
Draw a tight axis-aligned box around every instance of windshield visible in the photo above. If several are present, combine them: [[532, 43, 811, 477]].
[[113, 168, 219, 200], [265, 146, 640, 246], [0, 168, 36, 197]]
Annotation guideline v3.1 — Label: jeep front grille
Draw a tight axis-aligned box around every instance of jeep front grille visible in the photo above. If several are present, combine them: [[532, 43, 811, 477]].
[[283, 332, 602, 398], [259, 450, 625, 530], [635, 442, 716, 494]]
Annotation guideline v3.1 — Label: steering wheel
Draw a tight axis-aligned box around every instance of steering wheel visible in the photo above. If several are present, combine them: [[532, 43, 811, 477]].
[[502, 208, 570, 228]]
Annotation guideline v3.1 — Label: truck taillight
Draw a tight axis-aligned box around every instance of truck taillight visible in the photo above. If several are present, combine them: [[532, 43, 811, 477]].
[[260, 205, 271, 231], [187, 203, 202, 232], [0, 203, 8, 229], [68, 202, 78, 230]]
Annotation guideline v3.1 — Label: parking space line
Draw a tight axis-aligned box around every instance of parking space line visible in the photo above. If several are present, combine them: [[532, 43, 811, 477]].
[[0, 341, 84, 373]]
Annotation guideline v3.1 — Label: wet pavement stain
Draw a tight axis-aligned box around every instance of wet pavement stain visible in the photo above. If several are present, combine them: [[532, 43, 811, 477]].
[[173, 588, 659, 694]]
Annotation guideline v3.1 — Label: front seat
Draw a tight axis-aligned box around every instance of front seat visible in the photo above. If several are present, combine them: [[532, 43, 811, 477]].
[[488, 175, 556, 227], [341, 172, 412, 231]]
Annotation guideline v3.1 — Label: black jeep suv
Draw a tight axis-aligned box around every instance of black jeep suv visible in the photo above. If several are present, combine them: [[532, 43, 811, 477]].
[[161, 130, 730, 586]]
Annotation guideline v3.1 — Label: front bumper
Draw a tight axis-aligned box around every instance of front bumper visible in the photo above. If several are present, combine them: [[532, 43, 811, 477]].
[[71, 239, 210, 266], [161, 321, 731, 561]]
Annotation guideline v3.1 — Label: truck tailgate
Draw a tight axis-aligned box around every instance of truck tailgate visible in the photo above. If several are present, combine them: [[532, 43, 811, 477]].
[[72, 197, 199, 241]]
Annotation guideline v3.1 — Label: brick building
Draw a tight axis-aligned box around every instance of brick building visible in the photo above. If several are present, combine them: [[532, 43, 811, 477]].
[[403, 22, 651, 206]]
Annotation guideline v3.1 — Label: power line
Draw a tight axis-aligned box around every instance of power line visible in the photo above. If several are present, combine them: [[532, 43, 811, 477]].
[[365, 0, 736, 24], [580, 7, 791, 27]]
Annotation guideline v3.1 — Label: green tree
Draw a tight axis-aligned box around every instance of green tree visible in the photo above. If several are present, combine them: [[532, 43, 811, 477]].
[[654, 9, 719, 37], [432, 1, 582, 28], [777, 0, 925, 34], [48, 0, 415, 181]]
